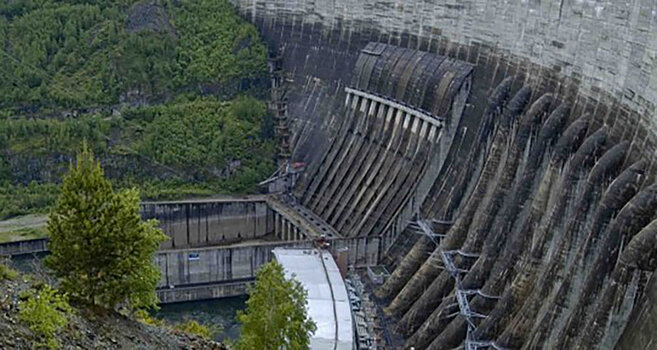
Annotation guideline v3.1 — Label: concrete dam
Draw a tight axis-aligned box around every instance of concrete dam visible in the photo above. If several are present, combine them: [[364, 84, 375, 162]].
[[5, 1, 656, 349], [221, 1, 654, 349]]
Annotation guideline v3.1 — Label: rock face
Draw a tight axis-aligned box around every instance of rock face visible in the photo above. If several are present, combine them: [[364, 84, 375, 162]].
[[228, 1, 657, 348]]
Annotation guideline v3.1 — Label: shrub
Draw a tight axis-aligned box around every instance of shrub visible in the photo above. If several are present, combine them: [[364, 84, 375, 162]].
[[174, 319, 214, 340], [0, 263, 18, 280], [135, 311, 220, 340], [135, 309, 166, 327], [19, 285, 73, 350]]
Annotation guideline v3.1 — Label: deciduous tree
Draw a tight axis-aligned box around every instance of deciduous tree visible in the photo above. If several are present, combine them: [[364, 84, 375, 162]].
[[235, 261, 316, 350]]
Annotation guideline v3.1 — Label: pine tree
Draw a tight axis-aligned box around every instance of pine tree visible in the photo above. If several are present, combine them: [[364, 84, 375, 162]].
[[235, 261, 316, 350], [46, 145, 167, 310]]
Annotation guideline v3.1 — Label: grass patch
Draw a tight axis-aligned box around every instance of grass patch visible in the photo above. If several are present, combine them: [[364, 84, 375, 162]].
[[0, 227, 48, 243], [0, 263, 19, 280]]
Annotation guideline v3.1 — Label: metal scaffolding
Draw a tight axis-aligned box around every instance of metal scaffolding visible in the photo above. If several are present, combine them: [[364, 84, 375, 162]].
[[410, 217, 505, 350], [268, 51, 291, 166]]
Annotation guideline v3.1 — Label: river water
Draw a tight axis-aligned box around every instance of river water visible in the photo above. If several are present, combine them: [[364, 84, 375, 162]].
[[9, 253, 47, 273], [153, 297, 247, 342]]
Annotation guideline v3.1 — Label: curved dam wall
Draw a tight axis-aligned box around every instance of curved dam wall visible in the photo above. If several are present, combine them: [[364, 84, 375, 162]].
[[229, 1, 657, 349], [230, 0, 657, 166]]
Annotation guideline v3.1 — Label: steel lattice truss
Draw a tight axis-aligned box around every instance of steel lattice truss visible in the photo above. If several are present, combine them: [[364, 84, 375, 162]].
[[410, 217, 507, 350]]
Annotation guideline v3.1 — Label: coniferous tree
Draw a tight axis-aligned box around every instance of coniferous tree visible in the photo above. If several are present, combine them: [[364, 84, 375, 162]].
[[46, 145, 167, 310], [235, 261, 316, 350]]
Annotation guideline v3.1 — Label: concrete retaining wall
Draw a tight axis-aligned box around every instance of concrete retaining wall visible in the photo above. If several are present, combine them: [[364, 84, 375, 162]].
[[0, 238, 48, 256], [141, 198, 274, 249], [1, 197, 383, 303], [155, 238, 380, 288], [0, 199, 279, 254], [154, 237, 380, 303], [155, 242, 282, 288], [157, 280, 250, 304]]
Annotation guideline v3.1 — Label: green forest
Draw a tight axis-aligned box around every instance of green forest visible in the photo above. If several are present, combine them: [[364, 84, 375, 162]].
[[0, 0, 275, 220]]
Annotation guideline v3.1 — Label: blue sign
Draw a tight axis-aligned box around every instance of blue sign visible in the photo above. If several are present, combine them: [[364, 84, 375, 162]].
[[188, 253, 200, 261]]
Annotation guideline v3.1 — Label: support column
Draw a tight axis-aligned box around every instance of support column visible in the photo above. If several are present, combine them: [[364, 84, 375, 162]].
[[276, 213, 282, 240]]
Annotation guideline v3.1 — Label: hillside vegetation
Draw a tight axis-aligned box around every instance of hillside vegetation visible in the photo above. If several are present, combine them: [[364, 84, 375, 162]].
[[0, 0, 275, 220], [1, 263, 227, 349]]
